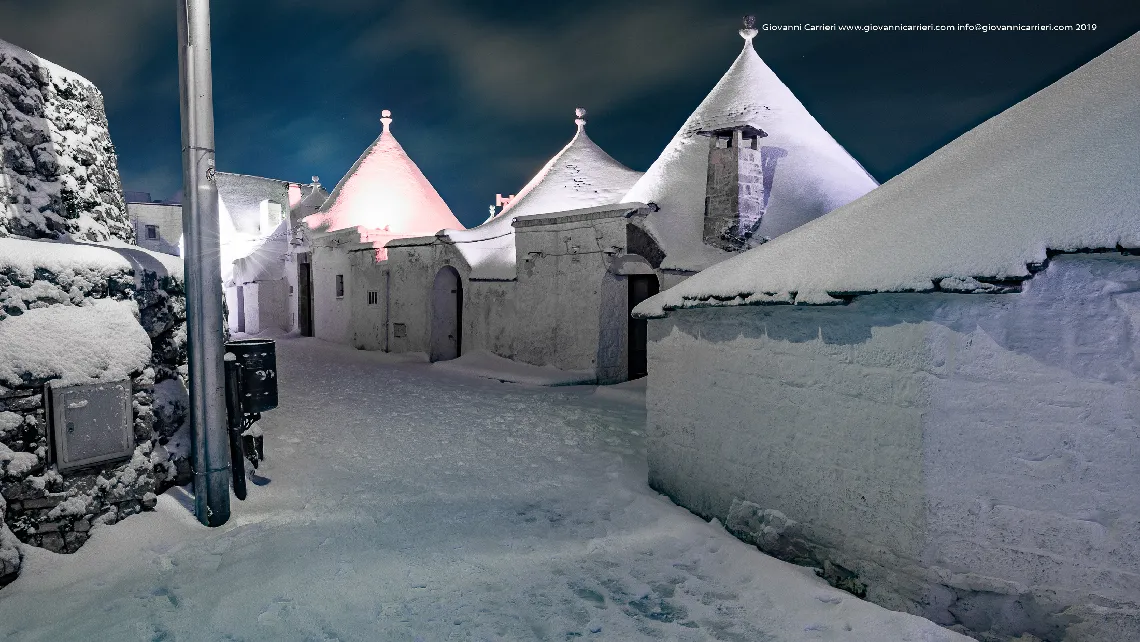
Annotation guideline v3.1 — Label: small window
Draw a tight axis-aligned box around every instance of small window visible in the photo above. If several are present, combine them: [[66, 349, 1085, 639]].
[[367, 291, 378, 305], [335, 274, 344, 298], [145, 225, 158, 240]]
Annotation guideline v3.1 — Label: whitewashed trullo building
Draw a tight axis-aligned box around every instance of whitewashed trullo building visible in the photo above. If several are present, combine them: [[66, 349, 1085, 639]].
[[634, 30, 1140, 642]]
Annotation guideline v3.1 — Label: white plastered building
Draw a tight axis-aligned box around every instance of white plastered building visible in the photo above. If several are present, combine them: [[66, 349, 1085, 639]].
[[634, 31, 1140, 642]]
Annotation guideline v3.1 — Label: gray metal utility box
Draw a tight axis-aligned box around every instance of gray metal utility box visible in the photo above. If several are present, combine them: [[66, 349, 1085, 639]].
[[45, 379, 134, 473]]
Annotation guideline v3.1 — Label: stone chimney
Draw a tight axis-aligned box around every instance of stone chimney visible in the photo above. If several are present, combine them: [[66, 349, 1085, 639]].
[[700, 123, 768, 251]]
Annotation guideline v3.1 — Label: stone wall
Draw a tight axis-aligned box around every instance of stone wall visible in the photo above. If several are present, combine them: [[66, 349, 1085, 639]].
[[0, 39, 131, 242], [381, 206, 660, 382], [645, 253, 1140, 642], [0, 238, 187, 589]]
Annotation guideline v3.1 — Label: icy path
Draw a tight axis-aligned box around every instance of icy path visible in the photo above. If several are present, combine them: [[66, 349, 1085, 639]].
[[0, 338, 969, 641]]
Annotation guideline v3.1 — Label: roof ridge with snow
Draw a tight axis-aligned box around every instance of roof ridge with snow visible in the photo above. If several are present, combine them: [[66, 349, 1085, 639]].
[[304, 110, 463, 236], [635, 30, 1140, 318], [622, 23, 879, 273]]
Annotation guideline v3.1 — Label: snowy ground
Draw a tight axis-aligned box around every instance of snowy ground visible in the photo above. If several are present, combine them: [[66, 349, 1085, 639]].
[[0, 338, 970, 641]]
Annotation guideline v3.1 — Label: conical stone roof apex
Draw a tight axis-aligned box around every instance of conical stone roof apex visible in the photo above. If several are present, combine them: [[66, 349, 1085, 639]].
[[623, 19, 878, 271], [306, 110, 463, 235]]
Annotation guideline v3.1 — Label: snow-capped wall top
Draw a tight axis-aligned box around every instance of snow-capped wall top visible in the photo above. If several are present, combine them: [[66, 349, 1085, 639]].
[[305, 111, 462, 236], [0, 236, 130, 280], [441, 109, 642, 280], [0, 39, 89, 89], [622, 23, 878, 272], [635, 31, 1140, 318]]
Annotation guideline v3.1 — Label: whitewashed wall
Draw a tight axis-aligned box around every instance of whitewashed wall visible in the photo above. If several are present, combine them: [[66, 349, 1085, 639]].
[[385, 241, 447, 355], [382, 207, 662, 381], [348, 251, 388, 350], [310, 231, 355, 344], [512, 212, 628, 378], [645, 253, 1140, 642], [239, 280, 289, 334], [126, 203, 182, 256]]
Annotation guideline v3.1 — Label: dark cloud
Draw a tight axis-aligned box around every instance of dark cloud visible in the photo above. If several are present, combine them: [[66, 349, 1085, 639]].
[[1, 0, 1138, 225], [0, 0, 169, 107]]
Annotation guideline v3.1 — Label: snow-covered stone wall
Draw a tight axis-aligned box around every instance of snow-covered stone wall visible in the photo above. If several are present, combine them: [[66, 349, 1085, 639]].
[[512, 207, 635, 381], [645, 252, 1140, 642], [383, 204, 655, 382], [0, 40, 130, 242], [0, 238, 187, 589]]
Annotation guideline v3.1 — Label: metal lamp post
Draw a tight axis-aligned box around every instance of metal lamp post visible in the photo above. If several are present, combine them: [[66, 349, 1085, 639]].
[[177, 0, 231, 527]]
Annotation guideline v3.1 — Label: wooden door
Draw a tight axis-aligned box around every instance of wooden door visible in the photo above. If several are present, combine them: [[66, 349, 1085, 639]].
[[298, 255, 314, 337]]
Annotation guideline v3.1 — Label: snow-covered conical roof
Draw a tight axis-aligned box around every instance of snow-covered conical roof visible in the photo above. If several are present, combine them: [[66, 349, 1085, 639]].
[[635, 31, 1140, 317], [443, 109, 642, 280], [495, 108, 643, 220], [305, 111, 463, 235], [624, 23, 878, 272]]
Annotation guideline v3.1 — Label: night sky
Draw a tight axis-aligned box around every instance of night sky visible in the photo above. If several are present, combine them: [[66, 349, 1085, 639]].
[[1, 1, 1138, 229]]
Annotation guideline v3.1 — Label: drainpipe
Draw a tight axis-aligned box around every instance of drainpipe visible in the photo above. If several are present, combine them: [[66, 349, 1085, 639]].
[[178, 0, 230, 527]]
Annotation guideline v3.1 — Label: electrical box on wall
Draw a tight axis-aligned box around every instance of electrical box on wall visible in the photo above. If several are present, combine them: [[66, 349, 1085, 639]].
[[45, 379, 134, 473]]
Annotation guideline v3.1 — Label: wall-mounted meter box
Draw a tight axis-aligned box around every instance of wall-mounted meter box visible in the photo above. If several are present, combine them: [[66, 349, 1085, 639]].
[[45, 379, 134, 473]]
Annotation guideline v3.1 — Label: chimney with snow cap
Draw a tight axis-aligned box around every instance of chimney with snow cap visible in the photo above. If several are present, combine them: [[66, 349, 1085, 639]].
[[699, 17, 774, 252]]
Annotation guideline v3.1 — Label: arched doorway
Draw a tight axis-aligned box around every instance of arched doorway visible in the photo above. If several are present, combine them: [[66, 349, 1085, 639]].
[[627, 274, 659, 379], [429, 266, 463, 362]]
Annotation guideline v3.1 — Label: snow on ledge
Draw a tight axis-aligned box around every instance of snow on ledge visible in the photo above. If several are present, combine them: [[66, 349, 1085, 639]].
[[430, 350, 595, 386], [0, 299, 151, 388], [0, 237, 131, 280], [635, 31, 1140, 319]]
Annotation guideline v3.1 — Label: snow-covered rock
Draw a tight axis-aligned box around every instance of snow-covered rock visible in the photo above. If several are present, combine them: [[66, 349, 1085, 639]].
[[0, 237, 187, 579], [0, 38, 130, 242], [636, 30, 1140, 317]]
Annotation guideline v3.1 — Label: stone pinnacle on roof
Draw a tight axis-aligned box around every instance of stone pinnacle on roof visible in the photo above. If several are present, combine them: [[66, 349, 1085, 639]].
[[740, 15, 758, 42], [575, 107, 587, 132], [381, 109, 393, 133]]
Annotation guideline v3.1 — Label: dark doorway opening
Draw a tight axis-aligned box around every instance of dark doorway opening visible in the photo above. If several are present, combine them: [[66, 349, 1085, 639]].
[[628, 274, 659, 379], [297, 253, 314, 337], [235, 285, 246, 333], [430, 266, 463, 362]]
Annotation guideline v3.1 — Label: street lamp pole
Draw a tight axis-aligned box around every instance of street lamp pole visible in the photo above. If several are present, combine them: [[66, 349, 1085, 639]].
[[177, 0, 230, 526]]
